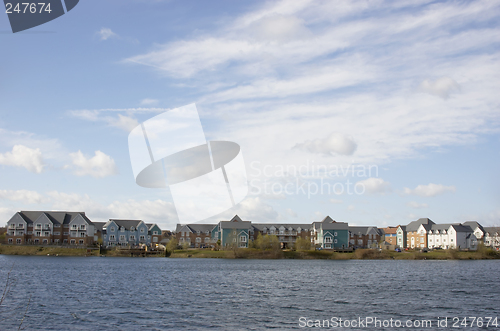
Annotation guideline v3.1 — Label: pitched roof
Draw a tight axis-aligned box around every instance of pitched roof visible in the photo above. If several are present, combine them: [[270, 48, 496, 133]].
[[187, 224, 216, 233], [93, 222, 106, 232], [107, 219, 143, 230], [484, 227, 500, 236], [252, 224, 312, 231], [349, 226, 381, 236], [18, 211, 92, 225], [462, 221, 484, 232], [406, 218, 435, 232], [451, 224, 473, 233]]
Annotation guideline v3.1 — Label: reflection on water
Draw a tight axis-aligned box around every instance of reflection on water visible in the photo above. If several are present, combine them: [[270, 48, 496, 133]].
[[0, 256, 499, 330]]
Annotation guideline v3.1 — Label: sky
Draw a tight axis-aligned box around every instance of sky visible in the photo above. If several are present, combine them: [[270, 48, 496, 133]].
[[0, 0, 499, 230]]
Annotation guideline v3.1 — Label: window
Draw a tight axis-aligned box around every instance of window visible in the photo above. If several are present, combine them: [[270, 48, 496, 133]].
[[130, 226, 135, 231], [334, 232, 338, 236], [153, 231, 158, 235], [325, 244, 331, 249], [54, 224, 60, 228], [17, 224, 24, 228], [140, 228, 145, 233], [204, 237, 210, 243], [110, 227, 115, 232], [130, 235, 135, 240], [16, 238, 21, 244], [55, 239, 60, 244], [70, 239, 76, 245], [119, 235, 126, 241], [240, 236, 247, 242], [325, 237, 332, 243], [71, 225, 77, 230], [233, 231, 236, 235], [80, 225, 86, 230], [334, 239, 338, 243], [54, 232, 60, 235], [140, 235, 145, 241], [63, 232, 69, 235], [80, 232, 85, 237], [8, 238, 13, 244], [120, 227, 125, 232], [36, 231, 41, 237], [196, 237, 201, 243], [63, 239, 68, 244], [9, 224, 15, 229], [233, 238, 236, 242], [205, 230, 209, 235], [420, 237, 424, 243]]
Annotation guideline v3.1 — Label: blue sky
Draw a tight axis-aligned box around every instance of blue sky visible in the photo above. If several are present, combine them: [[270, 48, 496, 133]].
[[0, 0, 499, 230]]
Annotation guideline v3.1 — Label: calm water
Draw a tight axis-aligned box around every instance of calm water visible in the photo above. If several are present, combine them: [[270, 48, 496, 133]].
[[0, 255, 499, 330]]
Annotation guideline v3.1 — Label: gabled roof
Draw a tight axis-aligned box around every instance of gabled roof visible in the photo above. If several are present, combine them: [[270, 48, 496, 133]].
[[484, 227, 500, 236], [17, 211, 92, 225], [349, 226, 381, 236], [93, 222, 106, 232], [321, 216, 335, 223], [107, 219, 143, 230], [429, 224, 452, 232], [251, 223, 312, 231], [187, 224, 216, 233], [406, 218, 435, 232], [146, 223, 162, 231], [451, 224, 473, 233], [220, 220, 251, 229], [462, 221, 484, 233]]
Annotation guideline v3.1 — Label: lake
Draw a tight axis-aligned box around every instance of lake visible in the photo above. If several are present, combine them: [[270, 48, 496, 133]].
[[0, 256, 499, 330]]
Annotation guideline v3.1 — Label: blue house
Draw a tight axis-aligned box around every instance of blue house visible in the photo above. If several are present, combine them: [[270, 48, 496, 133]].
[[102, 219, 150, 247]]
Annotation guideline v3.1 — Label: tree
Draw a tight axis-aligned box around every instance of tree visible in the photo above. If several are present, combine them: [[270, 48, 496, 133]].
[[254, 233, 280, 251], [166, 237, 178, 253], [294, 236, 312, 251]]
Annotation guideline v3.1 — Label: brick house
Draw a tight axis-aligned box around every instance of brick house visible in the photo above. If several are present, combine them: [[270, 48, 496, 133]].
[[6, 211, 95, 246]]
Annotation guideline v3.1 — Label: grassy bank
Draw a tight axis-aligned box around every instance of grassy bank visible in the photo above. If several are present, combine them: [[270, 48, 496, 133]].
[[169, 248, 500, 260], [2, 245, 499, 260], [0, 245, 99, 256]]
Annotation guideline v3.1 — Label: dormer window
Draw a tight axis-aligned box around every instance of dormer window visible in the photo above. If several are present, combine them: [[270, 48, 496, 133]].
[[131, 226, 135, 231]]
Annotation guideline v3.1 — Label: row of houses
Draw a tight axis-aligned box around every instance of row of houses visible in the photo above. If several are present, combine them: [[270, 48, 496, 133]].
[[4, 211, 163, 248], [5, 211, 500, 251], [176, 215, 377, 250], [176, 216, 500, 251]]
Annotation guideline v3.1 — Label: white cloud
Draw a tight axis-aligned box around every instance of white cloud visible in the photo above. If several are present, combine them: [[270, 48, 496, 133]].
[[294, 132, 357, 156], [407, 201, 429, 209], [98, 28, 117, 41], [69, 110, 139, 132], [285, 208, 297, 217], [110, 114, 139, 132], [0, 145, 45, 173], [347, 205, 355, 211], [249, 14, 312, 42], [0, 189, 47, 204], [69, 150, 118, 178], [140, 98, 159, 106], [419, 77, 460, 99], [403, 183, 456, 197], [46, 191, 178, 229], [356, 178, 391, 194]]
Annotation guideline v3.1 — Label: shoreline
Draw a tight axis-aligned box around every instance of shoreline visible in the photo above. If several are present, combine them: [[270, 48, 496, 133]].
[[1, 245, 499, 260]]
